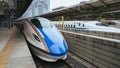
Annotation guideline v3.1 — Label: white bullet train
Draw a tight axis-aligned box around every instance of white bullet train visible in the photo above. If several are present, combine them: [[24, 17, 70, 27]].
[[23, 17, 68, 62], [52, 21, 120, 33]]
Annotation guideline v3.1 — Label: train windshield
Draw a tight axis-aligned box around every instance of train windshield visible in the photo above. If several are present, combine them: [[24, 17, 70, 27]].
[[96, 23, 108, 27], [31, 19, 42, 28], [31, 18, 52, 28]]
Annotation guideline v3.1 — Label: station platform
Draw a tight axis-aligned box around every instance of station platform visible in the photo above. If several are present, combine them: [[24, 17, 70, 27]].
[[0, 26, 36, 68], [0, 27, 13, 52]]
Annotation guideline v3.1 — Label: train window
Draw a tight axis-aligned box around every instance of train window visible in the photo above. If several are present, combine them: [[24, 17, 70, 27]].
[[82, 24, 84, 27], [74, 25, 75, 28], [68, 25, 70, 27], [71, 25, 72, 27], [96, 23, 108, 27], [66, 25, 67, 27], [31, 19, 42, 28], [79, 23, 81, 26]]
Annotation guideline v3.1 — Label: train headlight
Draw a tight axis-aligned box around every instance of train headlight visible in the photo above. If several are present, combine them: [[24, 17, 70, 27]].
[[33, 33, 40, 42]]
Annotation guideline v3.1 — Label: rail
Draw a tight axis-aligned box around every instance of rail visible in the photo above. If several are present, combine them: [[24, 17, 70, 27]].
[[33, 56, 74, 68]]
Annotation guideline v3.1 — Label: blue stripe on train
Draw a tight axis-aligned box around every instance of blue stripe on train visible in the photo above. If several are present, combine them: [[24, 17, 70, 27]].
[[38, 28, 67, 56]]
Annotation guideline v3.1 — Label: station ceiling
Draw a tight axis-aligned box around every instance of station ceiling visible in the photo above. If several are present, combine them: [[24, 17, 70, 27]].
[[0, 0, 32, 18], [1, 0, 120, 20], [14, 0, 32, 17], [40, 0, 120, 20]]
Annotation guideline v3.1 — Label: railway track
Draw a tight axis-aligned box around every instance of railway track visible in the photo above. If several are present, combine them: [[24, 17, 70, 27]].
[[33, 55, 74, 68]]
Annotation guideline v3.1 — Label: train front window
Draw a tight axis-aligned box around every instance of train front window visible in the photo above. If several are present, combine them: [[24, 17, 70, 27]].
[[96, 23, 108, 27], [38, 18, 52, 28], [31, 19, 42, 28]]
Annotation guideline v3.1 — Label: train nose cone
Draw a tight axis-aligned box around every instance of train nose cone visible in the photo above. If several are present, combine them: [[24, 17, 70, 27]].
[[49, 41, 68, 56], [38, 28, 68, 56]]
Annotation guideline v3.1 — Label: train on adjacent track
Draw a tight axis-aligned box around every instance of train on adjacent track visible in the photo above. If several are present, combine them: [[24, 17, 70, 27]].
[[52, 21, 120, 33], [23, 17, 68, 62]]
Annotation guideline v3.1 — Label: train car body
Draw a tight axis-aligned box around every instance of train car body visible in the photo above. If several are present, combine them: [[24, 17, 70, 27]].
[[23, 17, 68, 62], [52, 21, 120, 33]]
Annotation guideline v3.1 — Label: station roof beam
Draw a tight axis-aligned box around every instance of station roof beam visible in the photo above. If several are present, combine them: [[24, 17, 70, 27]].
[[99, 0, 108, 7], [40, 0, 120, 20]]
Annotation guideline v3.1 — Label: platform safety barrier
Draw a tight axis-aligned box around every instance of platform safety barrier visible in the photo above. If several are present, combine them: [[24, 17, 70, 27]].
[[63, 28, 120, 40], [61, 30, 120, 68]]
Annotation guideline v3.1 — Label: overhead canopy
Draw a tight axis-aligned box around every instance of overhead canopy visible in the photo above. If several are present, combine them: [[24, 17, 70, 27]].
[[40, 0, 120, 20], [15, 0, 32, 17], [0, 0, 32, 18]]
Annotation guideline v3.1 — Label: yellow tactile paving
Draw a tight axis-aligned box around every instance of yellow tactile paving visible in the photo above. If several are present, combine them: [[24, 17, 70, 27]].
[[0, 27, 16, 68]]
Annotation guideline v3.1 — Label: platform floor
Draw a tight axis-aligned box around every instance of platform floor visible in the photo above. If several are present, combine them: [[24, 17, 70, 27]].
[[0, 27, 36, 68], [0, 28, 13, 52]]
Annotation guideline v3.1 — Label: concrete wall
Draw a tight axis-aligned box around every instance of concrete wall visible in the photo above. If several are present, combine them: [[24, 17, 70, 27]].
[[61, 31, 120, 68]]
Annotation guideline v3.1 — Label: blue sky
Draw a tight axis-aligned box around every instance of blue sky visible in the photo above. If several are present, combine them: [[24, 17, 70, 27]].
[[50, 0, 90, 11]]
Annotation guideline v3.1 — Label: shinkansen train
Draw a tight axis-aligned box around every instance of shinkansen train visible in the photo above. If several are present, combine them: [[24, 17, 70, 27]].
[[52, 21, 120, 33], [23, 17, 68, 62]]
